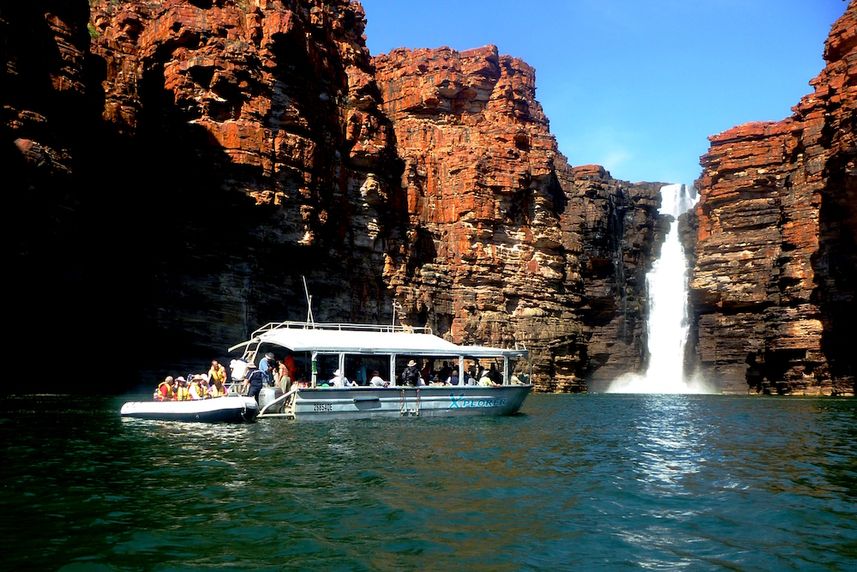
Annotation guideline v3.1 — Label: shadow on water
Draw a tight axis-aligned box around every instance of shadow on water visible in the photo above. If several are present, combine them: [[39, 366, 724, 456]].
[[0, 393, 855, 570]]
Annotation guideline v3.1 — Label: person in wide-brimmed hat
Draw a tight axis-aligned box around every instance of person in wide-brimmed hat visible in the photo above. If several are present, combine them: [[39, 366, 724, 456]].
[[258, 352, 275, 385], [328, 368, 350, 388], [175, 377, 189, 401], [401, 359, 422, 387]]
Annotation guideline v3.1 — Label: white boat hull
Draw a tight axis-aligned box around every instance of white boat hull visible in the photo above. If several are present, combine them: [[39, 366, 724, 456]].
[[120, 396, 259, 423], [269, 385, 532, 420]]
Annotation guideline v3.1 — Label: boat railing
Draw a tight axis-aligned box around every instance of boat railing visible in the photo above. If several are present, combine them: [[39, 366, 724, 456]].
[[251, 321, 433, 338]]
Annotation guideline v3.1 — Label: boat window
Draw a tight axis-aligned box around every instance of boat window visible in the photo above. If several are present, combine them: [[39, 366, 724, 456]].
[[344, 354, 389, 386], [315, 354, 340, 383]]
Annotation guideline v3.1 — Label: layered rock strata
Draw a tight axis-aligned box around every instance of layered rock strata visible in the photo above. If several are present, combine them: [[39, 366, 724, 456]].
[[5, 0, 662, 390], [689, 1, 856, 395], [6, 0, 403, 380], [373, 46, 661, 391]]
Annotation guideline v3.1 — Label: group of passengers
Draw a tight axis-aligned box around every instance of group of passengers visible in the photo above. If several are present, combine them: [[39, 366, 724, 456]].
[[400, 359, 506, 387], [318, 359, 521, 388], [232, 352, 305, 403], [153, 360, 230, 401], [157, 354, 526, 400]]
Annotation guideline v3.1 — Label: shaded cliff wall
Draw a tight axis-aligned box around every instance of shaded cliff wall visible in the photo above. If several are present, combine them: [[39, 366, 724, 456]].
[[373, 46, 661, 391], [5, 0, 403, 384], [4, 0, 662, 391], [689, 2, 856, 395]]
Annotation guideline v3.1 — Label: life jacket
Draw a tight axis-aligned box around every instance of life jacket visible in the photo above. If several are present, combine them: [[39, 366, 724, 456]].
[[210, 366, 226, 384], [154, 381, 173, 401], [189, 381, 203, 400]]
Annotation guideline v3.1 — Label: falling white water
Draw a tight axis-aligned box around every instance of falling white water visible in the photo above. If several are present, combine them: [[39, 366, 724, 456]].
[[608, 183, 710, 394]]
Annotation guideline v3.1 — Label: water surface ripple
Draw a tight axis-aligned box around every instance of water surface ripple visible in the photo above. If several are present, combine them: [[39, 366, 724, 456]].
[[1, 394, 855, 570]]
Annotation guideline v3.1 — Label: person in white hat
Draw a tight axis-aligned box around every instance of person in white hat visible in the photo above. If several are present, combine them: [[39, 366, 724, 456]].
[[401, 359, 422, 387], [328, 368, 349, 388]]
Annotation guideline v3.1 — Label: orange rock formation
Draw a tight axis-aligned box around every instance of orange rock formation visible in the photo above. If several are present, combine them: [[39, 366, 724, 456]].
[[690, 1, 856, 395]]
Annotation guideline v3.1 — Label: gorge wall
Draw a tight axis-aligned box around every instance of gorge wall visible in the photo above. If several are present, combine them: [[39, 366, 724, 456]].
[[4, 0, 661, 391], [689, 1, 856, 395], [372, 46, 662, 391], [5, 0, 403, 382]]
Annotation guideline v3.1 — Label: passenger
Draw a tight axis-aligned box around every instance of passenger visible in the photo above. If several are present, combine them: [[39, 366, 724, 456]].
[[475, 362, 486, 382], [188, 376, 204, 400], [261, 360, 275, 387], [208, 360, 227, 389], [295, 370, 309, 389], [328, 369, 349, 388], [154, 376, 175, 401], [277, 360, 290, 392], [465, 366, 478, 385], [420, 359, 432, 382], [244, 362, 266, 403], [198, 377, 211, 398], [259, 352, 275, 383], [478, 373, 498, 387], [209, 376, 227, 397], [447, 369, 460, 386], [438, 361, 452, 382], [175, 377, 190, 400], [284, 354, 297, 382], [401, 360, 422, 387], [354, 358, 367, 386], [487, 363, 502, 385], [229, 358, 249, 382], [369, 370, 388, 387]]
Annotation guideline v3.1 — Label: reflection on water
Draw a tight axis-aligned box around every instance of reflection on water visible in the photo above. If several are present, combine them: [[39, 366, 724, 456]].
[[0, 394, 855, 570], [633, 396, 705, 493]]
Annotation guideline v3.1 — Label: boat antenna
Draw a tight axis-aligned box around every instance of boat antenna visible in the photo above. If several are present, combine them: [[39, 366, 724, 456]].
[[302, 275, 314, 326]]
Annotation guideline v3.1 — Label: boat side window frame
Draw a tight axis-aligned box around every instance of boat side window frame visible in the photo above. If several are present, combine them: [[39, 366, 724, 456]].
[[311, 351, 318, 387]]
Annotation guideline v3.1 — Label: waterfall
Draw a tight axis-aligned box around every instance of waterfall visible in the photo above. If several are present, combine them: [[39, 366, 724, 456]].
[[607, 183, 709, 394]]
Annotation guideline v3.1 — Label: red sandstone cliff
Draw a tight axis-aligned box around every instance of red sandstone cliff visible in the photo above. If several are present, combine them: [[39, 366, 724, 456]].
[[373, 46, 661, 390], [5, 0, 405, 379], [4, 0, 661, 390], [690, 1, 856, 395]]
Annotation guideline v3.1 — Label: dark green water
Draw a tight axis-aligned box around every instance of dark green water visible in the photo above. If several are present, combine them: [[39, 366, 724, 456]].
[[1, 394, 855, 571]]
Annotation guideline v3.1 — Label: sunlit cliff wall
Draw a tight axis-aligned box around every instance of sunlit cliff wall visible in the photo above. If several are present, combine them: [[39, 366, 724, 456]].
[[689, 1, 856, 395], [373, 46, 662, 391]]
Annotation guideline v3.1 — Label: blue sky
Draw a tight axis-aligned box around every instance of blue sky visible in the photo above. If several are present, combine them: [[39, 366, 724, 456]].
[[360, 0, 848, 187]]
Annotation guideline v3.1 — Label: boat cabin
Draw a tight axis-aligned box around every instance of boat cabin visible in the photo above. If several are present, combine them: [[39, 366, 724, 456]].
[[229, 321, 530, 388]]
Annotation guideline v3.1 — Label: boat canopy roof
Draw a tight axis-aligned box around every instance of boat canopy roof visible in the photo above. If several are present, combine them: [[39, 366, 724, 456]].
[[230, 322, 527, 358]]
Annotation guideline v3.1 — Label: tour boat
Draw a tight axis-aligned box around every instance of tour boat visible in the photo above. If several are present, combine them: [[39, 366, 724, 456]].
[[120, 395, 259, 423], [228, 321, 533, 421]]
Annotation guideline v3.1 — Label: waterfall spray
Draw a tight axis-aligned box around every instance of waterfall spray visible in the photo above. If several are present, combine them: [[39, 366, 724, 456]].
[[607, 183, 709, 394]]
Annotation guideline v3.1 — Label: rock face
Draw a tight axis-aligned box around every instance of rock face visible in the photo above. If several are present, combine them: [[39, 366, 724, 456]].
[[689, 1, 856, 395], [372, 46, 662, 391], [4, 0, 662, 390], [6, 0, 403, 381]]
